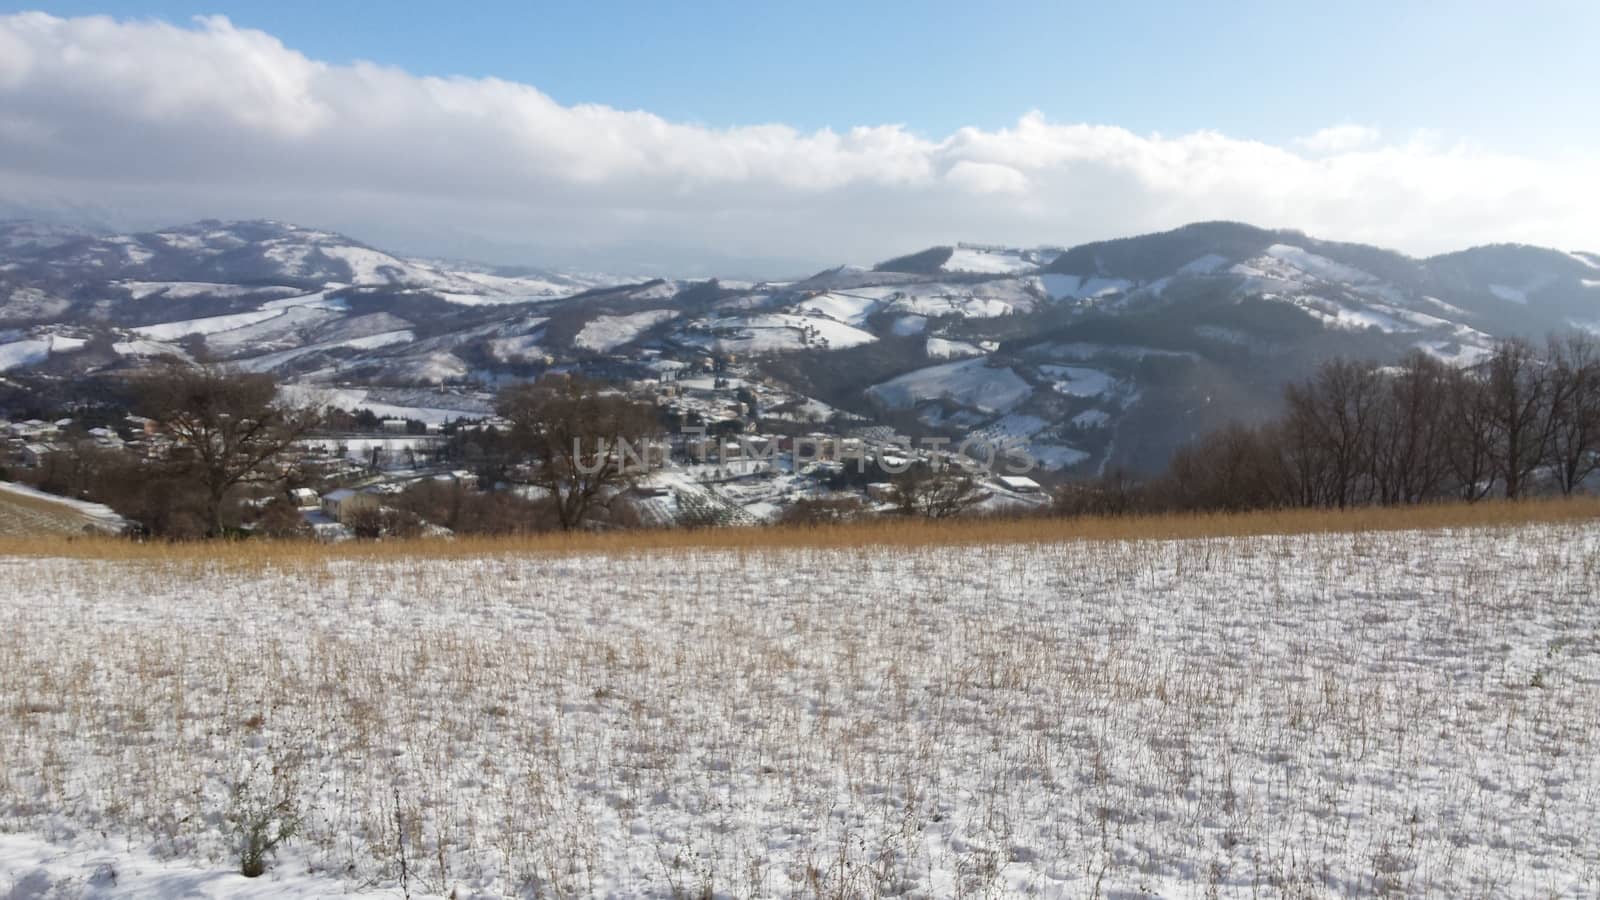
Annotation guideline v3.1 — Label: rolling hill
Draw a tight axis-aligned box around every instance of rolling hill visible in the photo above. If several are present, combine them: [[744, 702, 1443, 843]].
[[2, 218, 1596, 475]]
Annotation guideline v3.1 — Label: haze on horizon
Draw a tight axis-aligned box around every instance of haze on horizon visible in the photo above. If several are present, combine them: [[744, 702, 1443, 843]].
[[1, 2, 1597, 276]]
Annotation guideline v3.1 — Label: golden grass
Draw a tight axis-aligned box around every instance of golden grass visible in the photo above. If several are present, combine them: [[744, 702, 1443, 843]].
[[0, 489, 84, 518], [0, 494, 1596, 564], [0, 487, 102, 536]]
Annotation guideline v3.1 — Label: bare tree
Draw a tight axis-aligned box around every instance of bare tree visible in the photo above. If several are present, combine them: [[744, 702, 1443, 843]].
[[1283, 359, 1381, 508], [135, 360, 321, 536], [1442, 366, 1497, 502], [776, 495, 867, 526], [1545, 332, 1600, 495], [891, 462, 986, 519], [1369, 352, 1453, 504], [1164, 422, 1291, 512], [254, 497, 312, 539], [1054, 467, 1146, 517], [497, 374, 659, 531], [1484, 338, 1554, 499]]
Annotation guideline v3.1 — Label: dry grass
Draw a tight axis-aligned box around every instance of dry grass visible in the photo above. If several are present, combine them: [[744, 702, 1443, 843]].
[[0, 494, 1597, 564], [3, 523, 1598, 896], [0, 488, 103, 537]]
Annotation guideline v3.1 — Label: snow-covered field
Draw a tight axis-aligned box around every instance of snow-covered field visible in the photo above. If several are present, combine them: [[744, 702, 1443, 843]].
[[868, 358, 1032, 413], [2, 523, 1598, 898], [688, 314, 877, 354], [575, 310, 680, 352]]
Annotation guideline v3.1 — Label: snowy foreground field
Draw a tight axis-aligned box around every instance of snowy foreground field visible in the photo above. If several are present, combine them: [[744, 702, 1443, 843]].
[[3, 524, 1599, 898]]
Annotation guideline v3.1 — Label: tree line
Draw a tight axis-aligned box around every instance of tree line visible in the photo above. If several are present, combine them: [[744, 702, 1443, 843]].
[[1058, 334, 1600, 516]]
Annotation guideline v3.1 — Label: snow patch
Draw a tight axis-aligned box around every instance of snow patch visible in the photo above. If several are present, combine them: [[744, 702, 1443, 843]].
[[132, 309, 287, 340], [1039, 274, 1134, 301], [925, 337, 984, 360], [1026, 443, 1091, 469], [0, 339, 51, 371], [123, 282, 302, 301], [1178, 253, 1232, 275], [574, 310, 679, 352], [1262, 244, 1375, 284], [1488, 284, 1529, 304], [1071, 409, 1111, 428], [794, 292, 881, 326], [315, 244, 408, 284], [868, 358, 1031, 413], [688, 314, 877, 353], [890, 315, 927, 336], [1040, 365, 1116, 397], [884, 279, 1039, 318], [0, 831, 402, 899], [112, 339, 189, 360], [943, 247, 1036, 275], [279, 385, 488, 425], [1415, 339, 1493, 367]]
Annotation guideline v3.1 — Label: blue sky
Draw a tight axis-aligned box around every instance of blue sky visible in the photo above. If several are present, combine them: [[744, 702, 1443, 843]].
[[30, 0, 1600, 154], [1, 4, 1597, 271]]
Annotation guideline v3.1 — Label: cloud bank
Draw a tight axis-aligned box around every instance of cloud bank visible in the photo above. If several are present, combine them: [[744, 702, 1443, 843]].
[[0, 12, 1595, 273]]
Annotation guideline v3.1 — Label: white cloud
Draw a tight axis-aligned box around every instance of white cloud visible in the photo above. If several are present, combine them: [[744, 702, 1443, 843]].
[[0, 13, 1596, 273], [944, 160, 1028, 195], [1295, 124, 1382, 154]]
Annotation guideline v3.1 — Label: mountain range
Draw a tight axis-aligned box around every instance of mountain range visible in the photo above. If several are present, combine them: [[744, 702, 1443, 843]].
[[2, 218, 1597, 474]]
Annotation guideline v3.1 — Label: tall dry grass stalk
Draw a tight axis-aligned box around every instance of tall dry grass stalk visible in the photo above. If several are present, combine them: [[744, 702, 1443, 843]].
[[0, 495, 1597, 565]]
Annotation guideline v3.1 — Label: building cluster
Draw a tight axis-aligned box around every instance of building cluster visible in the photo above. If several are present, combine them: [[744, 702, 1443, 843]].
[[3, 360, 1048, 540], [1, 414, 162, 470], [264, 363, 1049, 540]]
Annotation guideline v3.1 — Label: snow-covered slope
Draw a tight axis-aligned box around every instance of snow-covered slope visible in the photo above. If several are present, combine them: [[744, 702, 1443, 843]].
[[6, 220, 633, 305], [867, 358, 1032, 413], [941, 244, 1060, 274], [3, 218, 1597, 476]]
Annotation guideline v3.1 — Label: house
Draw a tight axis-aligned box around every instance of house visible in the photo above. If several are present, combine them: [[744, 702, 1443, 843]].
[[87, 427, 123, 449], [20, 443, 52, 467], [866, 482, 898, 503], [9, 419, 57, 439], [289, 487, 320, 508], [878, 453, 911, 471], [381, 418, 409, 434], [299, 510, 354, 542], [125, 414, 160, 436], [998, 475, 1042, 494], [321, 488, 379, 523]]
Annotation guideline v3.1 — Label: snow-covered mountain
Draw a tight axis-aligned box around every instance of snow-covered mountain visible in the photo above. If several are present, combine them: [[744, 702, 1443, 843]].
[[2, 218, 1597, 475], [0, 219, 632, 301]]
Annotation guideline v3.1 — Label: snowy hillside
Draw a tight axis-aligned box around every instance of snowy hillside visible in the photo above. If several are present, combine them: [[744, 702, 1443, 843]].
[[2, 218, 1597, 475]]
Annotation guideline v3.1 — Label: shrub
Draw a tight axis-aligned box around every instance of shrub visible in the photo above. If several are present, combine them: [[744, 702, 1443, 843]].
[[225, 750, 304, 878]]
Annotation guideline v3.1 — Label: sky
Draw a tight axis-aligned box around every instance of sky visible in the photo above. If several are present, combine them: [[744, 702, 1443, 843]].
[[1, 2, 1597, 275]]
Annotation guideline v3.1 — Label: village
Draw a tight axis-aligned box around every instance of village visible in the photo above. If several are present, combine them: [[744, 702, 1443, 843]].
[[0, 355, 1049, 540]]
